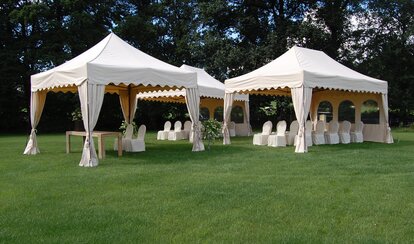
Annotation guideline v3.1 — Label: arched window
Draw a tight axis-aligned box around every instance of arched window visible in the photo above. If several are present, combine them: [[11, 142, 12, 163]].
[[214, 106, 223, 122], [200, 107, 210, 121], [338, 100, 355, 123], [317, 101, 333, 122], [231, 106, 244, 123], [361, 100, 379, 124]]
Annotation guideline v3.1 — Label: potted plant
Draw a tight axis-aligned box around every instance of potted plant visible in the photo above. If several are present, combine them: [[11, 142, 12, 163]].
[[71, 107, 84, 131], [201, 119, 222, 150]]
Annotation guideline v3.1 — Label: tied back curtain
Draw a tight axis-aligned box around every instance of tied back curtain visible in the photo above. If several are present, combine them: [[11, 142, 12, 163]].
[[291, 87, 313, 153], [243, 100, 252, 136], [222, 92, 234, 144], [381, 93, 394, 143], [23, 90, 47, 155], [78, 83, 106, 167], [119, 88, 138, 124], [185, 88, 204, 151]]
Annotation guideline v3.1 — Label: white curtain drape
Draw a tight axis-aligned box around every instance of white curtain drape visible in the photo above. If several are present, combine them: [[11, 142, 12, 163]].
[[23, 90, 47, 155], [222, 92, 234, 144], [185, 88, 204, 151], [78, 83, 106, 167], [243, 100, 252, 136], [381, 93, 394, 143], [119, 87, 138, 124], [291, 87, 313, 153]]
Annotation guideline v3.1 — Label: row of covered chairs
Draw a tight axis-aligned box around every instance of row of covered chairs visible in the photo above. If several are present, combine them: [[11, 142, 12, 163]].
[[114, 124, 146, 152], [157, 121, 192, 141], [253, 120, 364, 147]]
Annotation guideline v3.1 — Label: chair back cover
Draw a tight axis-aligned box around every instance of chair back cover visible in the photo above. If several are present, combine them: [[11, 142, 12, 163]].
[[262, 121, 273, 135], [137, 125, 146, 140], [355, 121, 364, 132], [164, 121, 171, 131], [276, 120, 287, 136], [174, 121, 182, 132], [329, 121, 339, 133], [183, 120, 191, 131], [341, 120, 351, 133], [289, 120, 299, 134], [125, 124, 134, 139], [315, 121, 325, 134], [230, 121, 236, 129]]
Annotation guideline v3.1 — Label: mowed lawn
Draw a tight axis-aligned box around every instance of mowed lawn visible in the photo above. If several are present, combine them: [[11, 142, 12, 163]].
[[1, 129, 413, 243]]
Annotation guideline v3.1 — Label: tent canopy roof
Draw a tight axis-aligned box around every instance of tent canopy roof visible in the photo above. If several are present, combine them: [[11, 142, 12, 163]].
[[31, 33, 197, 92], [225, 46, 388, 94], [137, 64, 248, 101]]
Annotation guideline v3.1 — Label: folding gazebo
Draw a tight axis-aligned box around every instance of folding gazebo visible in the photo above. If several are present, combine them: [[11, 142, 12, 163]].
[[23, 33, 204, 167], [137, 64, 252, 136], [223, 46, 393, 153]]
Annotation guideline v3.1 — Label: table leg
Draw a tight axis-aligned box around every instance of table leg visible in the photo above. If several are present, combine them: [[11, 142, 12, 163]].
[[117, 135, 122, 157], [66, 133, 71, 153], [98, 135, 103, 159]]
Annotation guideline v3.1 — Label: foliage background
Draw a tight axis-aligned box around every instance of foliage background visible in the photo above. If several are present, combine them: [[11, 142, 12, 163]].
[[0, 0, 413, 132]]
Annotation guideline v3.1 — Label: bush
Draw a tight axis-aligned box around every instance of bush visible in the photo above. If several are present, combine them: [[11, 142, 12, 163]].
[[201, 119, 222, 150]]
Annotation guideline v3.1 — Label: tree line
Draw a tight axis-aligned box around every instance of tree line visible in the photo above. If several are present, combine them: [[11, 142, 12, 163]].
[[0, 0, 413, 132]]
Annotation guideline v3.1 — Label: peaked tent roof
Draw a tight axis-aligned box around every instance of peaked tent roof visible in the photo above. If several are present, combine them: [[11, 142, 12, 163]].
[[31, 33, 197, 92], [225, 46, 388, 94], [137, 64, 248, 101]]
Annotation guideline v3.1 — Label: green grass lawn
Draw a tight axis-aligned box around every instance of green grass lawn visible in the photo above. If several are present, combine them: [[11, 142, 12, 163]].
[[1, 129, 414, 243]]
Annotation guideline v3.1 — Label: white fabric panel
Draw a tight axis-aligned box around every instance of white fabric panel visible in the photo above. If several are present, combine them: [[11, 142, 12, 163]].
[[381, 94, 394, 143], [185, 88, 204, 151], [119, 88, 139, 124], [23, 91, 47, 155], [225, 46, 388, 94], [222, 92, 235, 145], [78, 83, 105, 167], [31, 33, 197, 92], [243, 100, 252, 136], [291, 87, 313, 153]]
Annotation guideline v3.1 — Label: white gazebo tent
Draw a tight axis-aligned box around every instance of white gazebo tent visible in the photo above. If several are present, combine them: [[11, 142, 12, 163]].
[[137, 64, 252, 136], [223, 46, 393, 152], [23, 33, 204, 167]]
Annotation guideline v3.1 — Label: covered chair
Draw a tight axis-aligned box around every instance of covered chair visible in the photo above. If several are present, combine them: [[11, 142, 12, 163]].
[[229, 121, 236, 137], [157, 121, 171, 140], [182, 120, 192, 139], [325, 121, 340, 144], [312, 120, 326, 145], [339, 120, 351, 144], [129, 125, 146, 152], [253, 121, 273, 145], [286, 120, 299, 146], [268, 120, 287, 147], [114, 123, 134, 151], [351, 121, 364, 143], [168, 121, 183, 141]]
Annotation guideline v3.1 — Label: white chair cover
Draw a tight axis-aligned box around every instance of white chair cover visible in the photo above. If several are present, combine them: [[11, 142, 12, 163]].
[[268, 120, 287, 147], [312, 120, 326, 145], [339, 120, 351, 144], [182, 120, 192, 140], [157, 121, 171, 140], [286, 120, 299, 146], [229, 121, 236, 137], [130, 125, 146, 152], [253, 121, 273, 146], [351, 121, 364, 143], [114, 123, 134, 151], [325, 120, 340, 144], [168, 121, 183, 141]]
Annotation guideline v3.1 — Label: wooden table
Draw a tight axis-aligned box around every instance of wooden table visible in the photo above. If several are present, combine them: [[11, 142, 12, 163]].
[[66, 131, 122, 159]]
